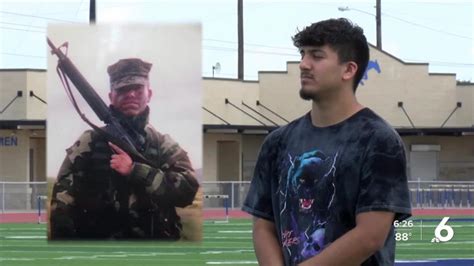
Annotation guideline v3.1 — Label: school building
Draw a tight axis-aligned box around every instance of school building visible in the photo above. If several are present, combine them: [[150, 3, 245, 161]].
[[0, 45, 473, 210], [0, 69, 47, 210], [202, 45, 474, 183]]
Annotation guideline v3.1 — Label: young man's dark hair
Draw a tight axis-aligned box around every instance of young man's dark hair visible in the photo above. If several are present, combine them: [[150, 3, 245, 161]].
[[292, 18, 369, 92]]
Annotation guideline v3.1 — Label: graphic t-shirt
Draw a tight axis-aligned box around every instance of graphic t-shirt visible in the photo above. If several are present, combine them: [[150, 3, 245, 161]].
[[243, 108, 412, 266]]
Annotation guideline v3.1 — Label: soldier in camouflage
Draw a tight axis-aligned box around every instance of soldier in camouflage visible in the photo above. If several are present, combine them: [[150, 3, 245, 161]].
[[50, 58, 199, 240]]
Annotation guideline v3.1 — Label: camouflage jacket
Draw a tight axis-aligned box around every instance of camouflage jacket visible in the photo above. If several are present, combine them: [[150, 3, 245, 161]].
[[50, 110, 199, 240]]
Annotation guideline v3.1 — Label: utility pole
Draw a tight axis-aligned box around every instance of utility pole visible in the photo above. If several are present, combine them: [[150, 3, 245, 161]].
[[376, 0, 381, 49], [90, 0, 96, 24], [237, 0, 244, 80], [338, 2, 382, 50]]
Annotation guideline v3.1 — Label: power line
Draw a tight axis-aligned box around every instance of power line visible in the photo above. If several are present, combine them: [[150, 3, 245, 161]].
[[387, 2, 472, 6], [203, 46, 234, 51], [0, 21, 45, 29], [382, 12, 472, 40], [246, 49, 298, 57], [340, 7, 472, 41], [2, 52, 46, 59], [3, 46, 472, 68], [405, 60, 474, 66], [0, 26, 291, 53], [204, 46, 298, 57], [76, 0, 86, 16], [0, 10, 82, 23], [0, 21, 292, 53], [382, 7, 471, 29], [205, 38, 296, 51], [413, 62, 474, 67], [0, 26, 44, 33]]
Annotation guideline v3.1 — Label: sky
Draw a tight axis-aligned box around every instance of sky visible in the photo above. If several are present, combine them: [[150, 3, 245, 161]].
[[45, 24, 202, 178], [0, 0, 473, 82]]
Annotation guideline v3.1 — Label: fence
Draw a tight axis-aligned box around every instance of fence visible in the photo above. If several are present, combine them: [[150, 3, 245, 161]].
[[202, 180, 474, 209], [202, 181, 251, 209], [408, 180, 474, 208], [0, 182, 48, 213], [1, 180, 473, 213]]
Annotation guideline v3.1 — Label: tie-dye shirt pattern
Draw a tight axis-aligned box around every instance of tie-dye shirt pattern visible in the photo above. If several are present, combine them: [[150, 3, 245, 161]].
[[243, 108, 411, 266]]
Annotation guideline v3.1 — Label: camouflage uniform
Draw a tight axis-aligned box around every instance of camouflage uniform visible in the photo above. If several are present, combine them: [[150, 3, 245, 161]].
[[50, 58, 199, 240]]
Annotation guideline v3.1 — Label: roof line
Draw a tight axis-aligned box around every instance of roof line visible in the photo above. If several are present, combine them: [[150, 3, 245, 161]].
[[202, 77, 258, 83], [225, 98, 267, 126], [0, 68, 46, 72]]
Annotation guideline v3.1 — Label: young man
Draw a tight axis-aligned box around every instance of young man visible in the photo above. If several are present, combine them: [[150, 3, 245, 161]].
[[50, 58, 199, 240], [243, 18, 411, 266]]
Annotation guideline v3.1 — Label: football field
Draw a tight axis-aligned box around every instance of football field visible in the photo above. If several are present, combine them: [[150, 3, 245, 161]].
[[0, 217, 473, 266]]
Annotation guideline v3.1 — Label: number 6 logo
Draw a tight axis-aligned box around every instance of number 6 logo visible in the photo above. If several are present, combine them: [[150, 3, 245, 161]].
[[434, 217, 454, 242]]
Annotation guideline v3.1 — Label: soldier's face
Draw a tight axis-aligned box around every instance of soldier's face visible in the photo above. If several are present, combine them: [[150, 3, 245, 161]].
[[109, 84, 152, 117]]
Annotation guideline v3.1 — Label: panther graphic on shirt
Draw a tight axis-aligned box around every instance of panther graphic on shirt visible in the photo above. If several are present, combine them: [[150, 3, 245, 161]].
[[279, 150, 337, 263]]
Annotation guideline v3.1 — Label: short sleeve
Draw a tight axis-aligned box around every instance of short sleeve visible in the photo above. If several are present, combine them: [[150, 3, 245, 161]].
[[356, 131, 412, 221], [242, 131, 279, 221]]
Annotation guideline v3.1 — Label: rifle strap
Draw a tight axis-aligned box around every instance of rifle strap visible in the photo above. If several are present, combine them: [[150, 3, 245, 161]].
[[56, 64, 98, 131]]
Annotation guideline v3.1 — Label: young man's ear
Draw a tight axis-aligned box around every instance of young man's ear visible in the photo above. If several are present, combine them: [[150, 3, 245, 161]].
[[147, 88, 153, 103], [342, 61, 358, 81]]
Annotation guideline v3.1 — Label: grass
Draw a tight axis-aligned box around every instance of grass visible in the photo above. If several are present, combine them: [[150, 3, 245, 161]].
[[394, 217, 474, 260], [0, 217, 473, 265]]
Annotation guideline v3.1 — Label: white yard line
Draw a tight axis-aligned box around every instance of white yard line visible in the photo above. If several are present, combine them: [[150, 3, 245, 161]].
[[4, 236, 46, 239], [0, 228, 46, 231], [204, 223, 252, 226], [206, 261, 257, 265], [204, 236, 252, 239], [396, 259, 474, 263], [0, 258, 36, 261], [217, 230, 251, 233], [201, 249, 254, 254], [397, 241, 474, 246]]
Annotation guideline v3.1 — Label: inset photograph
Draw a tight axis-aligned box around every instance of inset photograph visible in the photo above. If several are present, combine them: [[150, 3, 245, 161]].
[[46, 24, 202, 241]]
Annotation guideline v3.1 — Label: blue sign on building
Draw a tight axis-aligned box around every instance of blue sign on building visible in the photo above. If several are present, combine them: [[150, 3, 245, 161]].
[[360, 60, 381, 86], [0, 136, 18, 146]]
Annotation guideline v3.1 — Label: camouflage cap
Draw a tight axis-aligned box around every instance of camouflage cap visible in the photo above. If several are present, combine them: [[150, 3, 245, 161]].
[[107, 58, 152, 90]]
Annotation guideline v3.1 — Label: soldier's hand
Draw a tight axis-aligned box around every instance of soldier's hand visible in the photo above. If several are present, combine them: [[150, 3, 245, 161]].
[[108, 142, 134, 176]]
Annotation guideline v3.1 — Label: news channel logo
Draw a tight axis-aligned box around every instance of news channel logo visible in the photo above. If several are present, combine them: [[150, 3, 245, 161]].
[[393, 216, 455, 243]]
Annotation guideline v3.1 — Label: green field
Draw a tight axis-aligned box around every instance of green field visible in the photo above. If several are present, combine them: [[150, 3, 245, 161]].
[[0, 217, 473, 265], [394, 217, 474, 260]]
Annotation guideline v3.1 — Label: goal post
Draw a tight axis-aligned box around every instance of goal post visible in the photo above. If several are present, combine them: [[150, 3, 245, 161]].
[[37, 195, 48, 224], [203, 194, 229, 223]]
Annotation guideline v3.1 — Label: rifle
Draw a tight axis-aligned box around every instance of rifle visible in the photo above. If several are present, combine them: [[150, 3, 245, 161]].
[[47, 37, 156, 168]]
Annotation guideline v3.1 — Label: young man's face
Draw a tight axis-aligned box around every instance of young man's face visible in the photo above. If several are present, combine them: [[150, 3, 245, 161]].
[[109, 83, 152, 116], [298, 45, 348, 101]]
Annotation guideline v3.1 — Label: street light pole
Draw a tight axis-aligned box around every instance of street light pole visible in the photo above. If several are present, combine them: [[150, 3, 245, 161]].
[[376, 0, 382, 49], [237, 0, 244, 80], [338, 0, 382, 50], [89, 0, 96, 24]]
